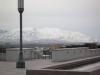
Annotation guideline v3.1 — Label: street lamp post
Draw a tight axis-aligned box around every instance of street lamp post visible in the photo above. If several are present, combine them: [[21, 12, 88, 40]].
[[16, 0, 25, 68]]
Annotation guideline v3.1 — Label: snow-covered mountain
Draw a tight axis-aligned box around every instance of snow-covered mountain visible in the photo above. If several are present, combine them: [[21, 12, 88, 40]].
[[0, 27, 98, 46]]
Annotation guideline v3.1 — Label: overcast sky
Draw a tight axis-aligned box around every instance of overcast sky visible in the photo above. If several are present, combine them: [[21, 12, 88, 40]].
[[0, 0, 100, 39]]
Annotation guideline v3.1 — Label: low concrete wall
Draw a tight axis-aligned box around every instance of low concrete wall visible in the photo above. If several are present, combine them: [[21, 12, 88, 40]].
[[0, 48, 46, 61], [5, 48, 35, 61], [52, 47, 100, 62], [1, 47, 100, 61], [0, 53, 6, 61]]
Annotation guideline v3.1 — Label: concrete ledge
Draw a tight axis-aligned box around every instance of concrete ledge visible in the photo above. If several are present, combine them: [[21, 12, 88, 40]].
[[26, 56, 100, 75], [45, 56, 100, 69], [26, 70, 89, 75]]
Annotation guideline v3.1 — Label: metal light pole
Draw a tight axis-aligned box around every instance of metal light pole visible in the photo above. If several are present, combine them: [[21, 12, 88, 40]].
[[16, 0, 25, 68]]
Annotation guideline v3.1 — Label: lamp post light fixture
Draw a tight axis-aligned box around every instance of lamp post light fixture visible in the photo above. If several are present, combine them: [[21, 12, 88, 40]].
[[16, 0, 25, 68]]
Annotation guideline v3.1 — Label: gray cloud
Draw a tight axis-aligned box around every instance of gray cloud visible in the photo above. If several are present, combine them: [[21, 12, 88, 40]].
[[0, 0, 100, 39]]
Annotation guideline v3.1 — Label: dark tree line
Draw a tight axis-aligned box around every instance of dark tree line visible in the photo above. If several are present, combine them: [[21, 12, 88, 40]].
[[61, 43, 100, 49]]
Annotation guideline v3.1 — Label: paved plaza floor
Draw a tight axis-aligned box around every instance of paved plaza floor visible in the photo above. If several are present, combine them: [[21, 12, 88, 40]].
[[1, 59, 100, 75], [0, 59, 58, 75], [0, 61, 25, 75]]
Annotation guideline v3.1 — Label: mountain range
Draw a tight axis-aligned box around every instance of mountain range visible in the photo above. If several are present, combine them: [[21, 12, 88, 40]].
[[0, 27, 98, 47]]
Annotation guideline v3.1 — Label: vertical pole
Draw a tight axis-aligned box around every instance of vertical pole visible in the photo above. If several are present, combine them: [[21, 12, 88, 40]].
[[16, 0, 25, 68], [20, 12, 22, 52], [16, 9, 25, 68]]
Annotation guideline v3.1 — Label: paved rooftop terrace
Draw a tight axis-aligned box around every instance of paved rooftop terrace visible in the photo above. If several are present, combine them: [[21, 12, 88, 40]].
[[1, 59, 100, 75]]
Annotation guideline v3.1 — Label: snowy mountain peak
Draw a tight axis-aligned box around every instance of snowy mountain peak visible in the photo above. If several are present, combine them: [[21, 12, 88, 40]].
[[0, 27, 97, 45]]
